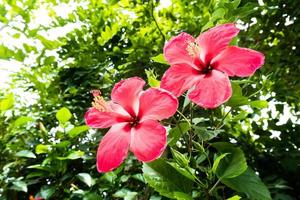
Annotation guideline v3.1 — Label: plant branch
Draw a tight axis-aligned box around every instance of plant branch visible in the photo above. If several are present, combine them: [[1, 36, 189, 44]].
[[150, 0, 166, 41], [209, 178, 221, 195], [215, 107, 232, 130], [176, 110, 191, 127]]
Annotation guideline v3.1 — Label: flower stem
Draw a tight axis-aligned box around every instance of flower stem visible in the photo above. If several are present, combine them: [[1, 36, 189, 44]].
[[176, 110, 191, 127], [209, 179, 221, 195], [215, 107, 232, 130]]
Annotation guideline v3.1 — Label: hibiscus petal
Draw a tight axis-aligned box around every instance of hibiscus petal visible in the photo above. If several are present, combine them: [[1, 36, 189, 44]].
[[97, 123, 131, 172], [108, 101, 132, 119], [138, 88, 178, 121], [164, 32, 196, 66], [196, 23, 239, 64], [160, 63, 201, 97], [85, 108, 118, 128], [111, 77, 145, 117], [188, 70, 232, 108], [211, 46, 265, 77], [130, 120, 166, 162]]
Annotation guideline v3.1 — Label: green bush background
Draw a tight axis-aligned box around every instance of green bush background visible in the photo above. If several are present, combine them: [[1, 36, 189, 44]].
[[0, 0, 299, 199]]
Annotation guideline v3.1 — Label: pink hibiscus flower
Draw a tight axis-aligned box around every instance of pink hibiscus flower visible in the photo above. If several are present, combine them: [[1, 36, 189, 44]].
[[85, 77, 178, 172], [161, 23, 265, 108]]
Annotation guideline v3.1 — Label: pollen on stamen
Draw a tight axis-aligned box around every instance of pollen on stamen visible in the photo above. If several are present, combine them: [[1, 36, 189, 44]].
[[91, 90, 109, 112], [186, 40, 201, 57]]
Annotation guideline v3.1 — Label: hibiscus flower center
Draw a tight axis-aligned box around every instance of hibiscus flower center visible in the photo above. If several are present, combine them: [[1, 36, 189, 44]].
[[129, 117, 140, 127], [202, 63, 213, 74]]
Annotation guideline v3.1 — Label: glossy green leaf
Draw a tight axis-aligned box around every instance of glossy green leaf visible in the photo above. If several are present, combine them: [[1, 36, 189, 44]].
[[170, 148, 189, 167], [221, 168, 272, 200], [227, 83, 248, 107], [212, 142, 247, 179], [142, 159, 193, 199], [57, 150, 84, 160], [77, 173, 94, 187], [173, 192, 193, 200], [36, 34, 64, 50], [168, 121, 190, 146], [35, 144, 50, 154], [167, 162, 195, 181], [68, 125, 89, 138], [193, 126, 223, 141], [11, 180, 27, 192], [56, 107, 72, 124], [113, 189, 138, 200], [212, 153, 230, 173], [227, 195, 241, 200], [145, 69, 160, 87], [40, 185, 55, 199], [151, 54, 169, 65], [14, 116, 34, 127], [249, 100, 269, 108], [0, 93, 14, 111], [211, 8, 226, 22], [15, 150, 36, 158]]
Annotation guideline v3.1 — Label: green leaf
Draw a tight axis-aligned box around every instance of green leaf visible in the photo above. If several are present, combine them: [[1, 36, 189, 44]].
[[97, 23, 119, 46], [57, 150, 84, 160], [168, 121, 190, 146], [170, 148, 189, 167], [151, 54, 169, 65], [193, 126, 223, 141], [83, 193, 102, 200], [11, 180, 27, 192], [14, 116, 34, 127], [211, 142, 247, 179], [0, 93, 14, 111], [113, 189, 138, 200], [212, 153, 230, 173], [167, 162, 195, 181], [101, 171, 117, 183], [35, 144, 50, 154], [231, 0, 241, 9], [211, 8, 226, 22], [36, 34, 64, 50], [221, 168, 272, 200], [249, 100, 269, 108], [107, 0, 119, 6], [227, 195, 241, 200], [77, 173, 94, 187], [56, 107, 72, 124], [142, 159, 193, 199], [68, 125, 89, 138], [201, 21, 214, 32], [145, 69, 160, 87], [0, 45, 15, 60], [40, 185, 55, 199], [15, 150, 36, 158], [227, 83, 248, 107], [173, 192, 193, 200]]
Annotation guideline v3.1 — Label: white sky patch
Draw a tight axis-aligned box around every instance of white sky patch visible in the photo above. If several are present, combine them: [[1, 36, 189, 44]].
[[258, 0, 264, 6], [284, 15, 295, 26], [270, 130, 281, 140], [236, 19, 249, 31], [156, 0, 172, 11], [121, 10, 137, 19]]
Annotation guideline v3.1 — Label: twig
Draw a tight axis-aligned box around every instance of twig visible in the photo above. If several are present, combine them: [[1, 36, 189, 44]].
[[150, 0, 166, 41], [215, 107, 232, 130], [209, 179, 221, 195]]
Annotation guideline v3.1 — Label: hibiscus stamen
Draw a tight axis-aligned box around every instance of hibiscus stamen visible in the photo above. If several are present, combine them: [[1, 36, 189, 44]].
[[186, 41, 201, 57], [91, 90, 109, 112], [129, 117, 139, 127]]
